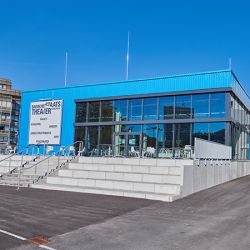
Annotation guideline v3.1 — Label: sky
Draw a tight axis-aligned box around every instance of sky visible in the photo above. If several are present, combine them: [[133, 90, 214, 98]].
[[0, 0, 249, 93]]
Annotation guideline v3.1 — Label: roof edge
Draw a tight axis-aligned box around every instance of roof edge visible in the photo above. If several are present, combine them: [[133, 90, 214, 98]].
[[22, 69, 231, 94]]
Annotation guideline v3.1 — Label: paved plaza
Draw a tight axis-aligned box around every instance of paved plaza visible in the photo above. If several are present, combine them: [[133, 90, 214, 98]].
[[1, 176, 250, 250]]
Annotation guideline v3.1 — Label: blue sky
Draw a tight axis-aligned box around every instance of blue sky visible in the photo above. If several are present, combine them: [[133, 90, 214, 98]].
[[0, 0, 249, 92]]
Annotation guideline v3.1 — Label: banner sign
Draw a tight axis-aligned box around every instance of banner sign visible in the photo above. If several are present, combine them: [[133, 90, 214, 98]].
[[28, 99, 63, 145]]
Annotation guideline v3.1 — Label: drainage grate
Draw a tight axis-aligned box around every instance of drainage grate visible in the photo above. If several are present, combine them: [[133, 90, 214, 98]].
[[26, 236, 50, 245]]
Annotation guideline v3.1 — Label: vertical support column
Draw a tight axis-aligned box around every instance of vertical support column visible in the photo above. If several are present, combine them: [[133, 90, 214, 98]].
[[8, 156, 11, 173], [17, 154, 23, 190]]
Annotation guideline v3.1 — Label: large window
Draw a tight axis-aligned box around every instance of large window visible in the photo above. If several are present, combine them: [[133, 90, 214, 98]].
[[101, 100, 113, 121], [174, 123, 191, 147], [75, 102, 87, 122], [210, 122, 225, 144], [210, 93, 225, 118], [100, 126, 113, 156], [74, 127, 86, 150], [86, 126, 99, 155], [158, 124, 173, 149], [128, 99, 142, 121], [88, 101, 100, 122], [193, 94, 209, 118], [192, 123, 209, 145], [114, 100, 127, 121], [100, 126, 113, 145], [159, 96, 174, 120], [121, 124, 142, 133], [175, 95, 191, 119], [143, 97, 157, 120], [143, 124, 157, 157]]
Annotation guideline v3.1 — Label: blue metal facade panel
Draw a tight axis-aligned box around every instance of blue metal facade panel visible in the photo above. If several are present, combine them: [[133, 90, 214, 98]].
[[19, 70, 234, 151]]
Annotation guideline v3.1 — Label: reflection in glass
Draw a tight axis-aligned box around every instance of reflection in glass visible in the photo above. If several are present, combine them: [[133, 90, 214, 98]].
[[143, 124, 157, 157], [175, 95, 191, 119], [128, 134, 140, 157], [75, 102, 87, 122], [158, 124, 173, 158], [193, 94, 209, 118], [210, 122, 225, 144], [121, 124, 142, 133], [128, 98, 142, 121], [101, 100, 113, 121], [192, 123, 209, 145], [114, 134, 126, 157], [86, 126, 99, 156], [100, 126, 113, 145], [74, 126, 85, 143], [143, 97, 158, 120], [88, 101, 100, 122], [100, 126, 113, 156], [114, 100, 127, 121], [210, 93, 225, 118], [175, 123, 191, 147], [159, 96, 174, 120]]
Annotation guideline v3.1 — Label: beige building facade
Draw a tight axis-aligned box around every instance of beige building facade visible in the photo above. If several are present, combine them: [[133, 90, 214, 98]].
[[0, 77, 21, 154]]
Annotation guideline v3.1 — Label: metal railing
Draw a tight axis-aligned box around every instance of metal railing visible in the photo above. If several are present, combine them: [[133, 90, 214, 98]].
[[16, 141, 84, 189], [0, 145, 37, 174], [89, 145, 194, 159]]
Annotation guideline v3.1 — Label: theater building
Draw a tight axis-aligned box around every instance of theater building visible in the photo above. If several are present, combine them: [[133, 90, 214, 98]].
[[18, 70, 250, 160]]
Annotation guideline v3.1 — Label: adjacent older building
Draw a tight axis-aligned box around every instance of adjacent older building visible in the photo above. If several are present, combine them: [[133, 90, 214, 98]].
[[0, 78, 21, 153]]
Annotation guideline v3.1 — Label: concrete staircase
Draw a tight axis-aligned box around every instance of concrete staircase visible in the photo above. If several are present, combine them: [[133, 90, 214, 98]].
[[0, 155, 69, 187], [32, 157, 193, 202], [0, 155, 36, 175]]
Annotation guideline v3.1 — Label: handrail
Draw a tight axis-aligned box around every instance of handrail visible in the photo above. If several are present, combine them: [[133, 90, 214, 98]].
[[17, 140, 84, 189], [0, 146, 36, 174], [17, 152, 60, 189]]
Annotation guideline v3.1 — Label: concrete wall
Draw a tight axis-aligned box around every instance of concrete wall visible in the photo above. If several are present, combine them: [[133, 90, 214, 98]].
[[194, 138, 232, 159], [181, 160, 250, 197]]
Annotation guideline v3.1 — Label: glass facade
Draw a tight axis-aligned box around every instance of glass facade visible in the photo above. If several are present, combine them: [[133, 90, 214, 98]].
[[128, 98, 142, 121], [88, 101, 100, 122], [101, 101, 113, 121], [193, 94, 209, 118], [143, 98, 158, 120], [114, 99, 127, 121], [159, 96, 174, 119], [74, 90, 250, 159], [210, 93, 226, 118], [230, 93, 250, 159], [175, 95, 191, 119], [192, 123, 209, 144]]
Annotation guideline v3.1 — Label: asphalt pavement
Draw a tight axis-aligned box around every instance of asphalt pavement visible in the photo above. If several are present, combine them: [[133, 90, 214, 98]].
[[1, 175, 250, 250]]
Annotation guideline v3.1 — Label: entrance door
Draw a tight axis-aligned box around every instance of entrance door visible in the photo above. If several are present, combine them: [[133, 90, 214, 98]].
[[114, 132, 141, 157]]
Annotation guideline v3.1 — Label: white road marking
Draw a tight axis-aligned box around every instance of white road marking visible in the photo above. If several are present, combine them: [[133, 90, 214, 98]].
[[0, 229, 57, 250], [38, 245, 57, 250], [0, 229, 26, 241]]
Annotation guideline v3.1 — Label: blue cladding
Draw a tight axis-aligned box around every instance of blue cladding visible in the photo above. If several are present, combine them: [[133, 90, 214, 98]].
[[18, 70, 242, 151]]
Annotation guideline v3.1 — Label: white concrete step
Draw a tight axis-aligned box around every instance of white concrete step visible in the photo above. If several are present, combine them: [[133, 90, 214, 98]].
[[31, 183, 180, 202], [0, 161, 26, 167], [69, 163, 181, 175], [58, 169, 181, 184], [77, 157, 193, 166], [0, 155, 36, 161], [47, 176, 180, 195], [0, 167, 17, 174]]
